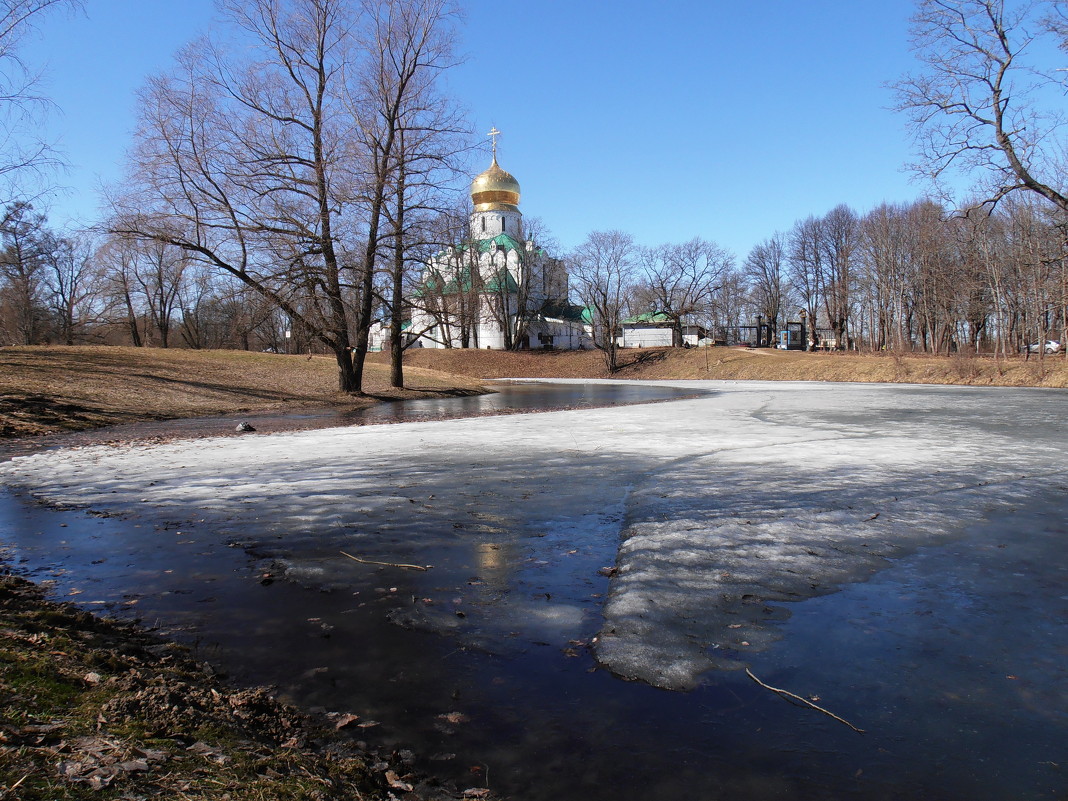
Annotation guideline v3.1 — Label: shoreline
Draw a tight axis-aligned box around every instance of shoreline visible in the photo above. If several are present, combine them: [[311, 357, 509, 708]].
[[0, 569, 494, 800]]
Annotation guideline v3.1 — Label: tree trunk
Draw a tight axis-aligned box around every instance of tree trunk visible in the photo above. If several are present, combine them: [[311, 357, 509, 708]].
[[390, 154, 407, 389], [335, 346, 358, 393]]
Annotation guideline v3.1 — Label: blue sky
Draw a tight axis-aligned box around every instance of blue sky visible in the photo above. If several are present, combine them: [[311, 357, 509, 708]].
[[24, 0, 928, 260]]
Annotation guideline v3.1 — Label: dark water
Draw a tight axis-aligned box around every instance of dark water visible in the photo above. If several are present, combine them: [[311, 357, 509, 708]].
[[1, 383, 1066, 801], [4, 484, 1065, 800], [340, 381, 707, 424]]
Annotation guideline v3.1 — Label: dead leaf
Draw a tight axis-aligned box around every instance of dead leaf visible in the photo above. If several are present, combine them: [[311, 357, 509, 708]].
[[385, 770, 414, 792], [332, 713, 361, 729], [438, 711, 468, 725], [462, 789, 491, 798]]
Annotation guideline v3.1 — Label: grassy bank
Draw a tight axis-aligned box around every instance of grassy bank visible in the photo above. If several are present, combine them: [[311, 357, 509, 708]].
[[384, 345, 1068, 387], [3, 344, 1065, 439], [0, 347, 488, 438]]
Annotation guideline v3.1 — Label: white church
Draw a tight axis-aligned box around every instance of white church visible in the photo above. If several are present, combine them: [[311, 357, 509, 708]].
[[407, 132, 591, 350]]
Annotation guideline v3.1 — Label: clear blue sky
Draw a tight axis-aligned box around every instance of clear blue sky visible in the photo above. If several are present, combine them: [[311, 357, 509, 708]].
[[24, 0, 928, 260]]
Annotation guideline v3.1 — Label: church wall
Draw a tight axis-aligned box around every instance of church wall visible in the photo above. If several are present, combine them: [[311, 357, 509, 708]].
[[472, 209, 522, 239]]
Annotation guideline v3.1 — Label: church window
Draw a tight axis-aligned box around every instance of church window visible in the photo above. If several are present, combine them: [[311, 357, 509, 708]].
[[481, 217, 486, 232], [501, 217, 506, 233]]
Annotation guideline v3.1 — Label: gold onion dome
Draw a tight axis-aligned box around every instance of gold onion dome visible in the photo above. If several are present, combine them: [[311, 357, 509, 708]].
[[470, 156, 520, 211]]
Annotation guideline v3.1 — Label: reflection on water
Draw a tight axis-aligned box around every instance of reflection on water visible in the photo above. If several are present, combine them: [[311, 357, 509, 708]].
[[318, 381, 706, 425]]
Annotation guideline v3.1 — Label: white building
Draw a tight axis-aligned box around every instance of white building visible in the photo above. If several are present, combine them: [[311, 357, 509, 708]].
[[409, 144, 590, 350], [617, 312, 708, 348]]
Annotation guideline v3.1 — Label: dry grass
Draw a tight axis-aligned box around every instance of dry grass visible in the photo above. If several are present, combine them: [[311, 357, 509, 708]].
[[0, 346, 487, 438], [387, 345, 1068, 387], [3, 345, 1065, 439]]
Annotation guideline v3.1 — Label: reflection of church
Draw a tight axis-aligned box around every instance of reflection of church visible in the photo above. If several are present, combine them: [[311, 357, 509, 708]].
[[409, 131, 590, 350]]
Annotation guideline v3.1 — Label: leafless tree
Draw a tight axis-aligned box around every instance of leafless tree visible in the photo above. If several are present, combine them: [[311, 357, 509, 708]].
[[818, 204, 859, 349], [570, 230, 637, 372], [112, 0, 461, 392], [895, 0, 1068, 213], [788, 215, 823, 349], [0, 0, 81, 199], [743, 232, 791, 336], [42, 231, 101, 345], [379, 86, 466, 386], [637, 237, 732, 346], [97, 236, 145, 347], [135, 240, 187, 348], [859, 204, 911, 351], [348, 0, 462, 390], [0, 200, 48, 342]]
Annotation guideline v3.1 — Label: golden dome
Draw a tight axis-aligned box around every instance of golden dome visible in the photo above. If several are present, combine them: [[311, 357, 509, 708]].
[[470, 157, 520, 211]]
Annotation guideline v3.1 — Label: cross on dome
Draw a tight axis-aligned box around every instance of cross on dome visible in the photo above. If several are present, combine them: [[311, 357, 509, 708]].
[[487, 126, 501, 159]]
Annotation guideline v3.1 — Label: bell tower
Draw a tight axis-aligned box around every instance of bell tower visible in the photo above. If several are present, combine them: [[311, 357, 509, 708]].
[[470, 127, 522, 240]]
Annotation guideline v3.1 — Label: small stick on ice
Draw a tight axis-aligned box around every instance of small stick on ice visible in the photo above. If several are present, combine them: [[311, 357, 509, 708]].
[[745, 668, 865, 734], [339, 551, 430, 571]]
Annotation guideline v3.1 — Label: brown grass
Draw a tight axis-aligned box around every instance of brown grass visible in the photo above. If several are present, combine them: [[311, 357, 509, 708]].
[[383, 345, 1068, 387], [0, 346, 487, 438], [4, 345, 1065, 439]]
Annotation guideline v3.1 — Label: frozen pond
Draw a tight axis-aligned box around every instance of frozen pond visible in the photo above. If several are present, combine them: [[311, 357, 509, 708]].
[[1, 380, 1066, 800]]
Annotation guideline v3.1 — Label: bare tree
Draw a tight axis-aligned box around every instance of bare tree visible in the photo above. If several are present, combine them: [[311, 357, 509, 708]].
[[0, 200, 47, 342], [42, 231, 101, 344], [97, 236, 145, 346], [134, 240, 187, 348], [379, 79, 466, 387], [638, 237, 732, 347], [112, 0, 461, 392], [895, 0, 1068, 213], [570, 230, 637, 372], [348, 0, 462, 390], [743, 233, 791, 337], [788, 215, 823, 349], [0, 0, 81, 198], [818, 204, 859, 349]]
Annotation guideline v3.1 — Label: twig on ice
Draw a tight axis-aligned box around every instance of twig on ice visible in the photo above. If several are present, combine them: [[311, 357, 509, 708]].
[[745, 668, 865, 734], [339, 551, 430, 571]]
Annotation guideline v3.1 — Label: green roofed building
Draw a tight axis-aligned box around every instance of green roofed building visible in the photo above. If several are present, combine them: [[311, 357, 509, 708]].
[[408, 131, 592, 350]]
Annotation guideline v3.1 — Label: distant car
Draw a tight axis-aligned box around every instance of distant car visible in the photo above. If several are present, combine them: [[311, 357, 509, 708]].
[[1024, 341, 1062, 354]]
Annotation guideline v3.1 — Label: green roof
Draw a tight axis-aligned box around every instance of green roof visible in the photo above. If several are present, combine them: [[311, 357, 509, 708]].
[[483, 266, 518, 293], [414, 263, 518, 297], [622, 311, 674, 325], [477, 233, 524, 254], [539, 300, 590, 323]]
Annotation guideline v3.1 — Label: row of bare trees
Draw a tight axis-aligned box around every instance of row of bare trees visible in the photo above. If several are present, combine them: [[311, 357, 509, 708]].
[[0, 203, 297, 349], [569, 231, 735, 370], [8, 0, 1067, 375], [562, 190, 1067, 370], [564, 0, 1068, 365], [742, 196, 1068, 355]]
